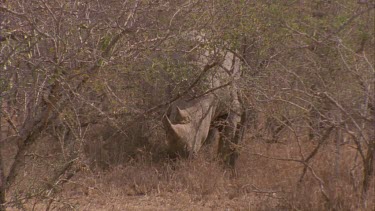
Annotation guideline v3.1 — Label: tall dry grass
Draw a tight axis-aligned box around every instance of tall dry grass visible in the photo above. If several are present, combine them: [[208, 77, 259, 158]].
[[3, 126, 374, 210]]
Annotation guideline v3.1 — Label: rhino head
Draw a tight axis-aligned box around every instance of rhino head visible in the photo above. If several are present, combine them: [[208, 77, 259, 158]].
[[163, 96, 216, 157]]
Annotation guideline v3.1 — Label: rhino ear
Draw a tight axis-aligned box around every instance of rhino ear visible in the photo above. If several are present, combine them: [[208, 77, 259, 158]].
[[176, 107, 191, 123]]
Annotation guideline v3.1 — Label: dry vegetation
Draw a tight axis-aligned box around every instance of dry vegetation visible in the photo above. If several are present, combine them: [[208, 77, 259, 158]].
[[1, 0, 374, 210], [2, 125, 374, 210]]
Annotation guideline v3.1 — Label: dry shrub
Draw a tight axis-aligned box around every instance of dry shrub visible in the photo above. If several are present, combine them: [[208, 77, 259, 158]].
[[95, 153, 225, 198], [83, 118, 165, 169], [233, 136, 374, 211], [58, 131, 374, 210], [6, 126, 373, 210], [171, 155, 225, 197], [3, 133, 72, 210], [103, 163, 163, 196]]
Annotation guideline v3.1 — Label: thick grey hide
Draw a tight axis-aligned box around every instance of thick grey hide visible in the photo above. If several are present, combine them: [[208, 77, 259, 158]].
[[163, 94, 217, 157]]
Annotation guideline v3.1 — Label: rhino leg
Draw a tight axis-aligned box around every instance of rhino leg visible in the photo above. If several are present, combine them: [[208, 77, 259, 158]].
[[218, 110, 247, 167], [202, 128, 220, 159], [227, 110, 248, 167]]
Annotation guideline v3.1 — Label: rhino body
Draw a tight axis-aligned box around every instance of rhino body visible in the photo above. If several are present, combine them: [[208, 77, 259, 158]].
[[163, 50, 246, 166]]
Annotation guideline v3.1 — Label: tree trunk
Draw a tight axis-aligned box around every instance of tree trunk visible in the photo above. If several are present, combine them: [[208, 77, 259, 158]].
[[0, 100, 6, 211], [0, 153, 5, 211], [5, 83, 60, 190]]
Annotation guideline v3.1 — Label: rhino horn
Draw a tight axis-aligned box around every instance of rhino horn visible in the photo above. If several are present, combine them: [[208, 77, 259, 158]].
[[164, 114, 193, 140], [163, 115, 172, 129], [176, 106, 191, 123], [163, 115, 181, 138]]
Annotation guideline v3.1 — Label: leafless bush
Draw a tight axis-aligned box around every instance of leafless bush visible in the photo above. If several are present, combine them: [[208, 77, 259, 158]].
[[0, 1, 373, 210]]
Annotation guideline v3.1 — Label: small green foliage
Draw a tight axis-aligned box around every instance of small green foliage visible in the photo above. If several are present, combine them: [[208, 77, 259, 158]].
[[99, 34, 112, 52]]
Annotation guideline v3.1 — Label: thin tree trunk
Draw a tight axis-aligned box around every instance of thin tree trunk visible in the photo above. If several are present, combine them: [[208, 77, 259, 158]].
[[0, 99, 6, 211], [5, 83, 60, 190], [0, 153, 5, 211], [361, 136, 374, 209], [0, 8, 7, 207]]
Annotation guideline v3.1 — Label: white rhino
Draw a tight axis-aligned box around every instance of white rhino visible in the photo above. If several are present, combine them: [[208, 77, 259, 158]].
[[163, 50, 247, 166]]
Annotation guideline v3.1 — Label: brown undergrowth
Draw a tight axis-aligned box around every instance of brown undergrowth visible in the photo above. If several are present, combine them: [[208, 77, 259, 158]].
[[3, 133, 374, 210]]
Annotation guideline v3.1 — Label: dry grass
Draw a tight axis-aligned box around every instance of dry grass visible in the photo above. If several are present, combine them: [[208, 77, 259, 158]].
[[3, 130, 374, 211]]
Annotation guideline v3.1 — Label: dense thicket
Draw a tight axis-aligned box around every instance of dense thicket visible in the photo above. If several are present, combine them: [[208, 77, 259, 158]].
[[0, 1, 374, 210]]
